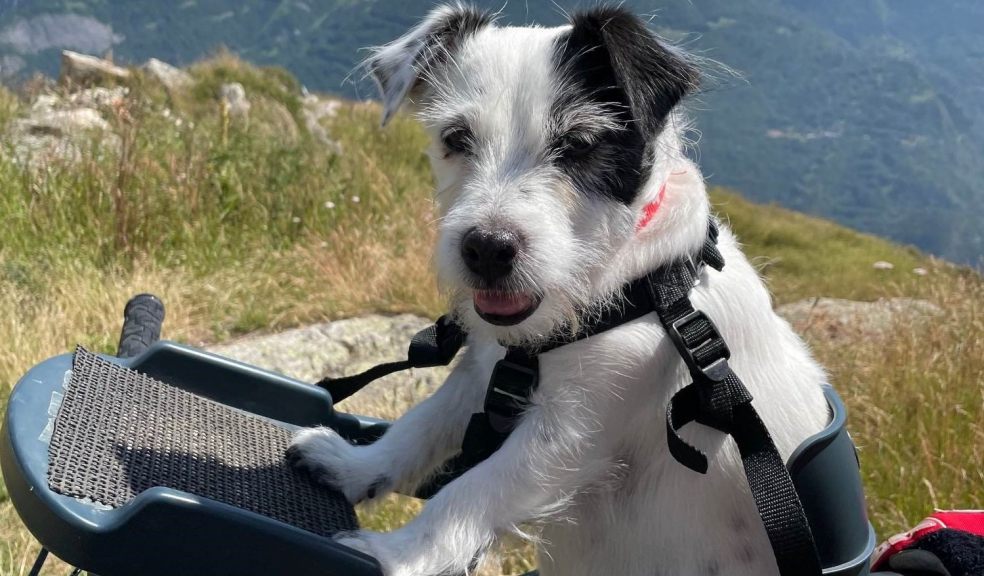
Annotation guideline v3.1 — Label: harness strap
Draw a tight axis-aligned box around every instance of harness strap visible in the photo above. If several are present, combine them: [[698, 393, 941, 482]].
[[654, 270, 823, 575], [417, 348, 538, 499], [315, 314, 466, 403]]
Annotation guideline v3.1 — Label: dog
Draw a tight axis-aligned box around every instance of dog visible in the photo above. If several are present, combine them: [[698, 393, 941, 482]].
[[288, 5, 830, 575]]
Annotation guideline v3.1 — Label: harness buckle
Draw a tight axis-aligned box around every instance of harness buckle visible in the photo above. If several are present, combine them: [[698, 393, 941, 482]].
[[667, 309, 732, 383], [484, 355, 539, 434]]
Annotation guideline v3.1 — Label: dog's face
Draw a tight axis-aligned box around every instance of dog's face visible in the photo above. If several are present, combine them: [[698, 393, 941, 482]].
[[370, 5, 699, 344]]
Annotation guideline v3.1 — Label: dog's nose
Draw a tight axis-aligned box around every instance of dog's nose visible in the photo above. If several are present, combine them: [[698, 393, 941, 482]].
[[460, 228, 520, 283]]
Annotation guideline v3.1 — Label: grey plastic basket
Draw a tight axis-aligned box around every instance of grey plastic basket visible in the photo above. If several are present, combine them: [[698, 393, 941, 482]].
[[2, 342, 384, 576]]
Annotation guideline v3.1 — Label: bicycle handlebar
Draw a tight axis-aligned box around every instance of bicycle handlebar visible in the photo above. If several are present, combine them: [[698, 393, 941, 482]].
[[117, 293, 165, 358]]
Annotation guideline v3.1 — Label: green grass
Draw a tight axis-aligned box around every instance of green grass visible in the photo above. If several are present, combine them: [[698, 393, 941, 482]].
[[711, 188, 942, 304], [0, 56, 981, 575], [0, 87, 17, 128]]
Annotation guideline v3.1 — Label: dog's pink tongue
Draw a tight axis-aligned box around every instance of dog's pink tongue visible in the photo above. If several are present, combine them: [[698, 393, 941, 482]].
[[474, 291, 533, 316]]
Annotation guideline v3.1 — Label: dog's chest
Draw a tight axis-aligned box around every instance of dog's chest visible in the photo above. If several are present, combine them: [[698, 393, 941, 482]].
[[537, 427, 779, 576], [526, 321, 781, 576]]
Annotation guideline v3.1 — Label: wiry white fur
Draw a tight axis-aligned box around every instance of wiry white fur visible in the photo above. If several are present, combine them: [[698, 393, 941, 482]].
[[291, 8, 829, 576], [369, 3, 470, 126]]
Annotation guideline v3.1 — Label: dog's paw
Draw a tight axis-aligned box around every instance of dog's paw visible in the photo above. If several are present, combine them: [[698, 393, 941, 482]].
[[334, 529, 468, 576], [286, 427, 391, 504], [335, 532, 398, 574], [334, 531, 382, 562]]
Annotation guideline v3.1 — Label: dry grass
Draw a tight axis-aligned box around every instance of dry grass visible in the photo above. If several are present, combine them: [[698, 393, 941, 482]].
[[1, 57, 981, 575], [813, 276, 984, 532], [0, 86, 17, 129]]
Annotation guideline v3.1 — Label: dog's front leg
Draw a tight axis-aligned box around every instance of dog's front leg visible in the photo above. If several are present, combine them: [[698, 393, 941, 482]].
[[287, 345, 492, 504], [337, 388, 600, 576]]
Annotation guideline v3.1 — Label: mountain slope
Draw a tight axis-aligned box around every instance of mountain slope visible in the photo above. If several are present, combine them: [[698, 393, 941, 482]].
[[1, 0, 982, 264]]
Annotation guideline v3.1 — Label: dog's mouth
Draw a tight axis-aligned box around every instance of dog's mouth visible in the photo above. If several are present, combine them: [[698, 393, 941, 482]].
[[473, 290, 541, 326]]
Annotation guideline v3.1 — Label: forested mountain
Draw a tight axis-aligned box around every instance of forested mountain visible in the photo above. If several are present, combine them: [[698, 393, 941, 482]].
[[2, 0, 982, 264]]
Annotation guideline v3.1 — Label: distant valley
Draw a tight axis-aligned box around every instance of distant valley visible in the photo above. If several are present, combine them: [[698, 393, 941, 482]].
[[2, 0, 982, 264]]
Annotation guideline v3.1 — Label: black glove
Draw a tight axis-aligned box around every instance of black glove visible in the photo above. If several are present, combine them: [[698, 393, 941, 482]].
[[886, 529, 984, 576], [888, 548, 951, 576]]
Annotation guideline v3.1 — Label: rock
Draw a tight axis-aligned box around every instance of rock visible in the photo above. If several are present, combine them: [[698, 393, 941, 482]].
[[872, 261, 895, 270], [5, 86, 125, 165], [913, 267, 929, 276], [206, 314, 450, 419], [16, 107, 111, 134], [142, 58, 192, 91], [60, 50, 130, 86], [220, 82, 251, 118], [8, 106, 119, 164], [301, 94, 343, 151], [30, 94, 61, 113], [67, 86, 128, 110], [777, 297, 942, 344]]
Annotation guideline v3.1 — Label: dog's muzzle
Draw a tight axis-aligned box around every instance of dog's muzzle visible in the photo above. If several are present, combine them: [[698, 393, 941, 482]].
[[460, 227, 541, 325]]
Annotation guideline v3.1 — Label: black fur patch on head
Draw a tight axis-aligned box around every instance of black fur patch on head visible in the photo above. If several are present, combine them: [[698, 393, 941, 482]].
[[551, 6, 699, 204], [567, 6, 700, 135]]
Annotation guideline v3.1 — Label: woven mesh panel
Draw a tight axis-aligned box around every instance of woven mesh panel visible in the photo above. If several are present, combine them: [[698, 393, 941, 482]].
[[47, 346, 358, 537]]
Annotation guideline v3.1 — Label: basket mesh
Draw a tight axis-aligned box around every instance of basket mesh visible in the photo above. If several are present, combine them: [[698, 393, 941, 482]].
[[47, 346, 358, 537]]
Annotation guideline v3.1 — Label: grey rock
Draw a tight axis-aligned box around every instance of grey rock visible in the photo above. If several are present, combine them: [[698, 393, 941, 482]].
[[207, 314, 451, 420], [777, 297, 941, 343], [5, 87, 124, 165], [301, 94, 343, 152], [142, 58, 192, 91], [8, 105, 119, 164], [15, 107, 111, 133], [30, 94, 61, 113], [60, 50, 130, 86], [67, 86, 128, 110], [220, 82, 251, 118]]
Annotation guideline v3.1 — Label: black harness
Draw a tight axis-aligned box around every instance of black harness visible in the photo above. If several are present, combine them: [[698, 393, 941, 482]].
[[318, 220, 825, 576]]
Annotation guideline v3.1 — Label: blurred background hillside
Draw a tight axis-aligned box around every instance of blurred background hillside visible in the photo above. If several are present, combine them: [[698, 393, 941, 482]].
[[2, 0, 983, 265]]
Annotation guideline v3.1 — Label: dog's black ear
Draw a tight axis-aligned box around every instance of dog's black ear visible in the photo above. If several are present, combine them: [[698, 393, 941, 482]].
[[367, 4, 494, 125], [563, 7, 699, 134]]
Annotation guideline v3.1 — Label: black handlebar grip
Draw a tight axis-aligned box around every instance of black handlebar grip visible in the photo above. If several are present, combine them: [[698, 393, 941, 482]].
[[117, 294, 165, 358]]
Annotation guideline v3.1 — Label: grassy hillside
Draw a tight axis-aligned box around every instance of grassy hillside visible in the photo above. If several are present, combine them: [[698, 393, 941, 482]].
[[2, 0, 982, 264], [0, 57, 981, 575]]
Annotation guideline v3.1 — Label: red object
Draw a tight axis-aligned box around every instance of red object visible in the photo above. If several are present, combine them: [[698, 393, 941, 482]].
[[871, 510, 984, 570], [636, 181, 667, 232]]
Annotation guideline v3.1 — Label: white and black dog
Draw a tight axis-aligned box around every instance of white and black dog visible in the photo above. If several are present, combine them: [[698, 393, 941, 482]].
[[289, 5, 829, 575]]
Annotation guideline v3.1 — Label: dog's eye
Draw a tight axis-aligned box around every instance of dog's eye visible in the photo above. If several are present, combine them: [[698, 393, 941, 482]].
[[441, 126, 474, 157], [558, 134, 597, 159]]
